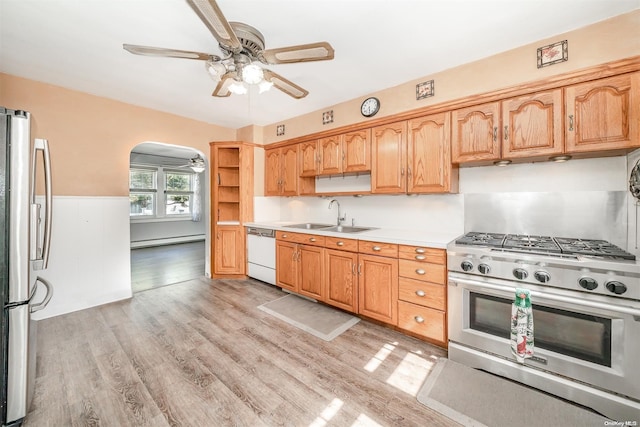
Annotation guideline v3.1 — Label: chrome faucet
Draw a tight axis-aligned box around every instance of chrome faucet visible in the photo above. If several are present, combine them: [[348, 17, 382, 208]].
[[328, 199, 346, 226]]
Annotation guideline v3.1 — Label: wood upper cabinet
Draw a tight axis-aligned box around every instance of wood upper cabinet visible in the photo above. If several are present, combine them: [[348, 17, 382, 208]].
[[317, 129, 370, 176], [299, 141, 319, 177], [298, 245, 324, 301], [407, 112, 457, 193], [564, 72, 640, 153], [371, 121, 407, 193], [213, 225, 244, 275], [451, 101, 501, 163], [265, 146, 299, 196], [358, 253, 399, 325], [342, 129, 371, 173], [324, 248, 358, 312], [276, 240, 298, 292], [501, 89, 563, 159]]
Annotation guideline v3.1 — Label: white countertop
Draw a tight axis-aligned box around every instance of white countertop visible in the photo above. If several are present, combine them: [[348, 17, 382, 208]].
[[244, 221, 459, 248]]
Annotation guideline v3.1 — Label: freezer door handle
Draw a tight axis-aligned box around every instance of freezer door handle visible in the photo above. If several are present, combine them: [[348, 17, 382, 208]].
[[30, 138, 52, 270], [30, 277, 53, 313]]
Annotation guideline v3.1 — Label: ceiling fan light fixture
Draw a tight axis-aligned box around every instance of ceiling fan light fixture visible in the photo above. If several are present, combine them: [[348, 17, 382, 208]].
[[258, 79, 273, 93], [242, 63, 264, 85], [190, 155, 206, 173], [205, 60, 226, 81], [228, 80, 248, 95]]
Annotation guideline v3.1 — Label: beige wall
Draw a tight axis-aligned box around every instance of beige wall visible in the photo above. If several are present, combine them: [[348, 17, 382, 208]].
[[262, 10, 640, 144], [0, 74, 236, 196]]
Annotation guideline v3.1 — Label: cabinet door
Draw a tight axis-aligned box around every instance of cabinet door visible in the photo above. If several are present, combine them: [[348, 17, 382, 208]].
[[324, 249, 358, 312], [358, 254, 398, 325], [343, 129, 371, 173], [502, 89, 563, 159], [214, 226, 244, 275], [299, 141, 319, 177], [371, 121, 407, 193], [276, 241, 298, 292], [281, 145, 299, 196], [264, 148, 281, 196], [407, 112, 454, 193], [298, 245, 324, 301], [318, 135, 343, 175], [451, 101, 501, 163], [565, 73, 640, 153]]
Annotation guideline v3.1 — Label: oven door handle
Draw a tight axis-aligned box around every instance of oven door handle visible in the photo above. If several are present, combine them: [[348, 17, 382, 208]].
[[449, 276, 640, 318]]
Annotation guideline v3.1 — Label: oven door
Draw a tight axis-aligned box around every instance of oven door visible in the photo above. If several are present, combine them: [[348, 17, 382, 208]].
[[448, 272, 640, 401]]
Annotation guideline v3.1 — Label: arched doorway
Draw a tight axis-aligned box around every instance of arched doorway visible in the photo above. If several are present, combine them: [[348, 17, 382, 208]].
[[129, 142, 209, 292]]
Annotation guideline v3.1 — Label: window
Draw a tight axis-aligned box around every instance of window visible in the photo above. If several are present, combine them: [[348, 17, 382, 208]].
[[129, 168, 156, 216], [164, 171, 193, 216], [129, 166, 196, 219]]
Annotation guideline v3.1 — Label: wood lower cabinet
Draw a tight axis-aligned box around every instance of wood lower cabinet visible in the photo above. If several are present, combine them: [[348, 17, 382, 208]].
[[213, 225, 244, 275], [298, 245, 324, 300], [324, 248, 358, 312], [276, 240, 298, 292], [397, 245, 447, 346], [451, 101, 501, 164], [358, 253, 399, 325], [565, 72, 640, 153]]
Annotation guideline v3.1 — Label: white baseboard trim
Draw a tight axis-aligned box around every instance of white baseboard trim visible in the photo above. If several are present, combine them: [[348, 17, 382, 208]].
[[131, 234, 206, 248]]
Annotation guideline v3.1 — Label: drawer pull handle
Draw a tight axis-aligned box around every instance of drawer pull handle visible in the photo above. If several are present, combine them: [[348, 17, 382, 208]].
[[415, 269, 426, 275], [372, 246, 381, 251], [414, 316, 425, 323], [337, 241, 344, 246], [415, 290, 426, 297], [310, 238, 316, 242], [415, 248, 426, 254], [415, 255, 426, 260]]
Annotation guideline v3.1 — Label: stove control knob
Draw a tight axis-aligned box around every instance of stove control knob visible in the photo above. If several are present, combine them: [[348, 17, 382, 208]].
[[605, 281, 627, 295], [478, 264, 491, 275], [513, 268, 528, 280], [461, 260, 474, 272], [534, 271, 551, 283], [578, 277, 598, 291]]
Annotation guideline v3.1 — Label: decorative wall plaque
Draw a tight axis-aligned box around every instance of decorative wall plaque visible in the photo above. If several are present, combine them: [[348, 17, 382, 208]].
[[416, 80, 435, 100], [537, 40, 568, 68]]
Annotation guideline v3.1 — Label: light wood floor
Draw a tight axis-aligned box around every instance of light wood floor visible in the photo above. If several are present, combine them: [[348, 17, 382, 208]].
[[25, 278, 456, 427], [130, 241, 205, 293]]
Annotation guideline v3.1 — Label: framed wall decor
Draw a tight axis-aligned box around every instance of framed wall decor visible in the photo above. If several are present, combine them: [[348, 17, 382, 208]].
[[322, 110, 334, 125], [537, 40, 568, 68], [416, 80, 434, 100], [276, 124, 285, 136]]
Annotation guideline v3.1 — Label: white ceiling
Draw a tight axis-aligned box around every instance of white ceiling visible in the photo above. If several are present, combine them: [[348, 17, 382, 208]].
[[1, 1, 637, 130]]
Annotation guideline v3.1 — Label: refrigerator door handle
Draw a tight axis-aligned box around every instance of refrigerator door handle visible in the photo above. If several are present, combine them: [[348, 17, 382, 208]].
[[30, 138, 52, 270], [30, 277, 53, 313]]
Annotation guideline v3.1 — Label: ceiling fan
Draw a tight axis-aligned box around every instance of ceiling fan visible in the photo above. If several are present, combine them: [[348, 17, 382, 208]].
[[175, 154, 206, 173], [123, 0, 334, 99]]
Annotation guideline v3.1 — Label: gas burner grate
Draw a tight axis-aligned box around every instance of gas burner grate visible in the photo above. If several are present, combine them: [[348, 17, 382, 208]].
[[554, 238, 636, 261], [503, 234, 561, 253], [455, 232, 505, 247]]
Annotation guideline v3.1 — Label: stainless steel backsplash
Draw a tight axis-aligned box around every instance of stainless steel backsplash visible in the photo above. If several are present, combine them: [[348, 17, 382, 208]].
[[464, 191, 627, 247]]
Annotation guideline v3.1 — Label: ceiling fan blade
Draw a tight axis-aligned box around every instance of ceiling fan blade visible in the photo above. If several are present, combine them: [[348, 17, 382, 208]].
[[123, 44, 219, 61], [263, 70, 308, 99], [261, 42, 334, 64], [186, 0, 242, 52], [212, 72, 237, 97]]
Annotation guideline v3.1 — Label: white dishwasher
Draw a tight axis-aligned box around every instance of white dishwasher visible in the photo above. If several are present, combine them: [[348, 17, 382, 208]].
[[246, 227, 276, 285]]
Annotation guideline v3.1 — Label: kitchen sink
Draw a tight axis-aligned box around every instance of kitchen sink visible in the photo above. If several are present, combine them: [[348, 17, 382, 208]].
[[322, 225, 375, 233], [284, 223, 334, 230]]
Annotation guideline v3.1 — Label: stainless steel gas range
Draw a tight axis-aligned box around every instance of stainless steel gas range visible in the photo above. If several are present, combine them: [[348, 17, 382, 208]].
[[447, 232, 640, 421]]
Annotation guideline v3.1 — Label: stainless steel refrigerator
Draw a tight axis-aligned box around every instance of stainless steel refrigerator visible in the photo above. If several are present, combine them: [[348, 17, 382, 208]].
[[1, 107, 53, 426]]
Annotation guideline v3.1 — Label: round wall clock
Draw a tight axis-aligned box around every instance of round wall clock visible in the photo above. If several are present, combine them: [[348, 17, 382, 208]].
[[360, 97, 380, 117]]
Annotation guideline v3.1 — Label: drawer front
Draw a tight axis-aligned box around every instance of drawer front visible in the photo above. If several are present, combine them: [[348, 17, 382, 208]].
[[398, 278, 445, 310], [398, 246, 445, 264], [398, 301, 446, 344], [276, 231, 303, 242], [358, 240, 398, 257], [299, 233, 325, 247], [325, 236, 358, 252], [398, 260, 446, 284]]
